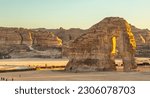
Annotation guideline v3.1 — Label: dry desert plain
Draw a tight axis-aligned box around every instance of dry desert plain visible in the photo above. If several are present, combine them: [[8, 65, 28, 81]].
[[0, 58, 150, 81]]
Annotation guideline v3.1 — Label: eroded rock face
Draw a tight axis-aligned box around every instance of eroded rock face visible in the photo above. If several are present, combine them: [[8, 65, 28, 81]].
[[0, 27, 62, 58], [32, 32, 62, 50], [131, 26, 150, 57], [65, 17, 137, 72], [0, 28, 21, 45], [33, 28, 86, 44]]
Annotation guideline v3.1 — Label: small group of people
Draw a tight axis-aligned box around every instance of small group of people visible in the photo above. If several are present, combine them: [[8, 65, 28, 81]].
[[0, 77, 14, 81]]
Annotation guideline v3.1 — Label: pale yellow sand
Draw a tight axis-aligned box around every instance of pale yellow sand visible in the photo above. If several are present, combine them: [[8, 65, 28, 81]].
[[0, 58, 69, 67], [0, 69, 150, 81], [0, 58, 150, 81]]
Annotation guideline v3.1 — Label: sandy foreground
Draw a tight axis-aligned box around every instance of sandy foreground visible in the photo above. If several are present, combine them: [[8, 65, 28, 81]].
[[0, 58, 150, 81], [0, 58, 69, 67]]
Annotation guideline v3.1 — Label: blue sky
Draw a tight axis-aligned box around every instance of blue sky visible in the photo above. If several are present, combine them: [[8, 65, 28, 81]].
[[0, 0, 150, 29]]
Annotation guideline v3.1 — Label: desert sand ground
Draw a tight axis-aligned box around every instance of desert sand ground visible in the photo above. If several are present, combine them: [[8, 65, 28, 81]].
[[0, 58, 150, 81], [0, 58, 68, 67]]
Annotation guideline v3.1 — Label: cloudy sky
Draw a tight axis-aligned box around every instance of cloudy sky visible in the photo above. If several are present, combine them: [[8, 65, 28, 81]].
[[0, 0, 150, 29]]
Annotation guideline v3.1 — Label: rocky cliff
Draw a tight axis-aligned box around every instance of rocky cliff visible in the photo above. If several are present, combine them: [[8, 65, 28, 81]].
[[51, 25, 150, 58], [131, 26, 150, 57], [0, 17, 150, 59], [33, 27, 86, 44], [0, 27, 62, 58]]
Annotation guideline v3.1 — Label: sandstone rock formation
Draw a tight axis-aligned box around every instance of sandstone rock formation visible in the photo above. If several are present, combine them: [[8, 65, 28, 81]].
[[64, 17, 137, 72], [33, 27, 86, 44], [0, 27, 22, 45], [0, 17, 149, 59], [55, 28, 86, 43], [0, 27, 62, 58], [32, 31, 62, 50], [131, 26, 150, 57]]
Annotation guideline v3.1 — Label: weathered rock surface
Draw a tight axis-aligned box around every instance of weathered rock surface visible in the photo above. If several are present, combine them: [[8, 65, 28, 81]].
[[33, 27, 86, 44], [131, 26, 150, 57], [64, 17, 137, 72], [38, 25, 150, 58], [55, 28, 86, 43], [32, 31, 62, 50], [0, 27, 62, 58], [0, 17, 150, 59]]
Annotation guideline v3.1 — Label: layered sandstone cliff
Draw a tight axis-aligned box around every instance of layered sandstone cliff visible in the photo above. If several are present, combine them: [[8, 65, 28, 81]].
[[131, 26, 150, 57], [0, 27, 62, 58], [0, 17, 150, 59]]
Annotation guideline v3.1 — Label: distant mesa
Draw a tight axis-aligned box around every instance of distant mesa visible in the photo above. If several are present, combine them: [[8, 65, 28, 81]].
[[0, 27, 62, 58]]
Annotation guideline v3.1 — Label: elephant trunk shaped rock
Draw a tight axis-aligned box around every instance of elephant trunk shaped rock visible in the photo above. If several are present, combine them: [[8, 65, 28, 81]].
[[64, 17, 137, 72]]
